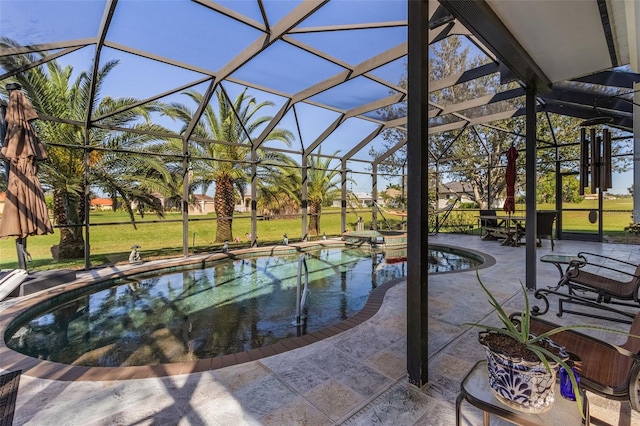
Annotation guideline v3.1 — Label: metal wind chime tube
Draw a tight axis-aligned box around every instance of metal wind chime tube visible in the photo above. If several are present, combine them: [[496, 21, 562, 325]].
[[580, 128, 587, 194], [602, 128, 612, 189], [579, 125, 612, 195]]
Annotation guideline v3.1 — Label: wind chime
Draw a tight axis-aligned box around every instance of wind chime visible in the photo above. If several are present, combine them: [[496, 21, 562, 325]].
[[579, 119, 612, 196]]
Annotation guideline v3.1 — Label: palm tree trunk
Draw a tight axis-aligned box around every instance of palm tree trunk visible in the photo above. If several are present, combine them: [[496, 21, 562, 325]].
[[308, 200, 322, 236], [51, 188, 85, 259], [214, 175, 235, 242]]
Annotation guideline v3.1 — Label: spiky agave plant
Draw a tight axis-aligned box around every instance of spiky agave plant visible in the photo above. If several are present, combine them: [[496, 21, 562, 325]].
[[464, 270, 638, 417]]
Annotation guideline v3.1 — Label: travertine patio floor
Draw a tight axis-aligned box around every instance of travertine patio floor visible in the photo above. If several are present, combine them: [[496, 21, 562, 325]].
[[1, 234, 639, 425]]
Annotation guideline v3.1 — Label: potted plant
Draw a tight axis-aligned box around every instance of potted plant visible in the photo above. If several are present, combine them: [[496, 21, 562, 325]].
[[465, 271, 634, 416]]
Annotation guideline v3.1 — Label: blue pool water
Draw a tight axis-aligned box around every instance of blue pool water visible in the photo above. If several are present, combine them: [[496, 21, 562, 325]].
[[428, 244, 484, 274], [6, 248, 406, 367]]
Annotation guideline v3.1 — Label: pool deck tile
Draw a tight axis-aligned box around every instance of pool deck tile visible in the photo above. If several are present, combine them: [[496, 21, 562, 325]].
[[111, 366, 150, 381], [312, 328, 335, 340], [209, 356, 224, 370], [280, 338, 302, 351], [220, 353, 238, 368], [246, 348, 263, 360], [256, 346, 276, 358], [235, 351, 251, 364], [153, 363, 185, 376], [2, 235, 640, 425], [299, 333, 321, 345], [194, 357, 213, 373], [56, 366, 91, 382], [8, 357, 40, 374], [72, 367, 115, 381]]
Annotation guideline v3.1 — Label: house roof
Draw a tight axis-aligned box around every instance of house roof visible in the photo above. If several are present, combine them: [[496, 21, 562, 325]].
[[193, 194, 215, 202], [384, 188, 401, 198], [440, 181, 473, 195], [90, 198, 112, 206]]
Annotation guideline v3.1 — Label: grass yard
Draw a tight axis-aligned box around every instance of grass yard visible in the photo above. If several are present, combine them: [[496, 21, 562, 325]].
[[0, 208, 371, 271], [435, 199, 637, 242], [1, 200, 636, 272]]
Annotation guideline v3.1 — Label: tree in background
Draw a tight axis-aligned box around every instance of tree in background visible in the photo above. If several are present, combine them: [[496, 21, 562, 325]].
[[259, 149, 343, 236], [0, 37, 170, 259], [373, 34, 633, 209], [427, 36, 523, 209], [305, 151, 342, 236], [164, 88, 294, 243]]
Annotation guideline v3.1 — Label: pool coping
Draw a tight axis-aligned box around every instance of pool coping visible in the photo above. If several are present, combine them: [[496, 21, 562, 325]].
[[428, 242, 497, 274], [0, 240, 403, 381]]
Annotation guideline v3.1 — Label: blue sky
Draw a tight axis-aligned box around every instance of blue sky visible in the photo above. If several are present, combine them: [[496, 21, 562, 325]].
[[1, 0, 633, 196], [0, 0, 409, 195]]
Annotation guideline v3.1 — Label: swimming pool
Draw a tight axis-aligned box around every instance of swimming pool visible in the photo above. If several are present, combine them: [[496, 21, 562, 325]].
[[427, 244, 488, 274], [6, 248, 406, 367]]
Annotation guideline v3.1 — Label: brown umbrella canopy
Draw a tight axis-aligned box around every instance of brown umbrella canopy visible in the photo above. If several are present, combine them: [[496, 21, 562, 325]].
[[503, 145, 518, 214], [0, 88, 53, 239]]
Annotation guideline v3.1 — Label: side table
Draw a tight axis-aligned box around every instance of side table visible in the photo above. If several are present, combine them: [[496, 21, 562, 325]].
[[455, 360, 589, 426], [540, 254, 585, 283]]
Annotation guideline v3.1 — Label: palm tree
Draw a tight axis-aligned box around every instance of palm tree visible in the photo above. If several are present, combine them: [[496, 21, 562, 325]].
[[164, 88, 294, 242], [256, 156, 302, 217], [0, 37, 172, 259], [306, 152, 342, 236], [262, 150, 343, 236]]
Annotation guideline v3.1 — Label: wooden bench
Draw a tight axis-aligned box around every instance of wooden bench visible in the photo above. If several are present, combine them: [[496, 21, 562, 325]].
[[480, 226, 512, 239]]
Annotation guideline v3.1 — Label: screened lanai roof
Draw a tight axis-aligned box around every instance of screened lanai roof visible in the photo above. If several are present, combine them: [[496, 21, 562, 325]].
[[0, 0, 638, 172]]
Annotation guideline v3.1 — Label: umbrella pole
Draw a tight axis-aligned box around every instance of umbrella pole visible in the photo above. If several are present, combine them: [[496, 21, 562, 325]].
[[15, 237, 27, 270]]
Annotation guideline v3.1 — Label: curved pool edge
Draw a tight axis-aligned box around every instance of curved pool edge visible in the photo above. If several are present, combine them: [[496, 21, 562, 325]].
[[0, 240, 402, 382], [428, 243, 496, 274]]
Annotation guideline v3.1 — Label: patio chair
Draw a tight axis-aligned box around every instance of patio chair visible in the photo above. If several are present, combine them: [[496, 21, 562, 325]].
[[511, 312, 640, 411], [563, 252, 640, 306], [536, 210, 556, 250], [534, 252, 640, 323]]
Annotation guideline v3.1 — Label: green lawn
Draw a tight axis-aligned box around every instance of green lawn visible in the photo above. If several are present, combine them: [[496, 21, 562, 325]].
[[2, 200, 635, 271], [437, 199, 636, 239], [0, 208, 371, 271]]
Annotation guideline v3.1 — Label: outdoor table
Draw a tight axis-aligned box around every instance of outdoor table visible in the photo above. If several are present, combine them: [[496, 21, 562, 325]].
[[456, 360, 590, 426], [478, 215, 526, 247]]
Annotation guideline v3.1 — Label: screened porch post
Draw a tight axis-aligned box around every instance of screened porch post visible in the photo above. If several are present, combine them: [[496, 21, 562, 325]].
[[407, 0, 429, 387], [341, 160, 348, 234], [525, 85, 538, 290], [372, 164, 378, 230], [182, 139, 190, 257], [633, 83, 640, 223], [301, 155, 308, 241], [250, 145, 257, 247]]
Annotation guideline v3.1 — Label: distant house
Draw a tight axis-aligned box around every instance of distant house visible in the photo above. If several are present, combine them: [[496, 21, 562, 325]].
[[382, 188, 403, 207], [331, 191, 388, 208], [235, 194, 251, 213], [437, 181, 475, 208], [90, 197, 113, 211], [190, 194, 215, 215]]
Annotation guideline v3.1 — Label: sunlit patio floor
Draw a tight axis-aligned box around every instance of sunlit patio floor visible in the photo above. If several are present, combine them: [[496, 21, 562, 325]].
[[2, 234, 640, 425]]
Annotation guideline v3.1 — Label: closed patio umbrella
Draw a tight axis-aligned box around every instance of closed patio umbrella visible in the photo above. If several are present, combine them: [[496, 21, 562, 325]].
[[503, 145, 518, 215], [0, 84, 53, 269]]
